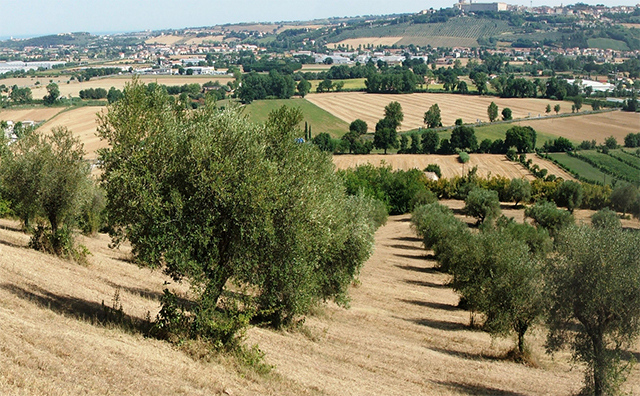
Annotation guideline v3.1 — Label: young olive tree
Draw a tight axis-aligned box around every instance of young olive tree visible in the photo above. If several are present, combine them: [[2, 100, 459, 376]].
[[0, 127, 90, 257], [464, 187, 501, 224], [546, 226, 640, 395], [98, 79, 377, 335]]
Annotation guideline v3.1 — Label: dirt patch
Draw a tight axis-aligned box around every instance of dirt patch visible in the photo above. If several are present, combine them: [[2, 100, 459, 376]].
[[306, 92, 572, 131]]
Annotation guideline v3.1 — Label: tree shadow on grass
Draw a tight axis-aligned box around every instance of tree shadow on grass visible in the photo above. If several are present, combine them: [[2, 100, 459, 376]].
[[387, 243, 424, 251], [429, 346, 505, 363], [401, 316, 468, 331], [0, 282, 151, 334], [434, 380, 527, 396], [399, 298, 460, 312], [0, 238, 27, 249], [391, 236, 422, 243], [102, 279, 194, 309], [394, 252, 432, 260]]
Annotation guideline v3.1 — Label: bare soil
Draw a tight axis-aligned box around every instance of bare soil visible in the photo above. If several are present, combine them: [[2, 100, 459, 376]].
[[37, 107, 106, 160]]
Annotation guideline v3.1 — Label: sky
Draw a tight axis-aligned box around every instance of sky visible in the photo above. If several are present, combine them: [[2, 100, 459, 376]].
[[0, 0, 638, 39]]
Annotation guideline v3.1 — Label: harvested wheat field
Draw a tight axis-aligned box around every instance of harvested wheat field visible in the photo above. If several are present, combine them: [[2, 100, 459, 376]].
[[3, 209, 640, 395], [306, 92, 572, 131], [327, 37, 403, 49], [37, 107, 105, 160], [513, 110, 640, 144], [0, 107, 65, 123], [332, 153, 576, 181], [145, 35, 186, 45]]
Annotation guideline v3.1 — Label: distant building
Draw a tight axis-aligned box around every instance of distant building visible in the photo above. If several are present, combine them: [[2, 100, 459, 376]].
[[454, 0, 507, 12]]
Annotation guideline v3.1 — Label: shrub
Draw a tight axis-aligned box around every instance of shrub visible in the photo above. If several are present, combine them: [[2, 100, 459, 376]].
[[524, 200, 574, 237], [507, 178, 531, 207], [464, 187, 501, 224], [610, 183, 639, 215], [458, 151, 470, 163], [591, 208, 621, 229], [554, 180, 583, 213], [424, 164, 442, 178]]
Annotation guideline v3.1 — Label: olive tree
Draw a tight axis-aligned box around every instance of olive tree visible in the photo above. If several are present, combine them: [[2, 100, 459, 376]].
[[0, 127, 91, 257], [546, 226, 640, 395], [507, 178, 531, 207], [554, 180, 583, 213], [464, 187, 501, 224], [525, 200, 574, 238], [97, 79, 377, 336]]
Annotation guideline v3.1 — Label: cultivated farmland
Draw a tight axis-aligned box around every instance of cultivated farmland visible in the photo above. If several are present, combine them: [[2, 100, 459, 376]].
[[306, 92, 572, 131], [0, 107, 64, 123], [327, 37, 403, 49], [512, 111, 640, 144], [546, 152, 611, 184], [332, 153, 557, 180], [37, 107, 105, 160]]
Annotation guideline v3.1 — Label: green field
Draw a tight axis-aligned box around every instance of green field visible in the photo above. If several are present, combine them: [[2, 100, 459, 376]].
[[309, 78, 366, 91], [575, 150, 640, 183], [547, 152, 611, 185], [587, 38, 630, 51], [610, 149, 640, 169], [243, 98, 349, 137]]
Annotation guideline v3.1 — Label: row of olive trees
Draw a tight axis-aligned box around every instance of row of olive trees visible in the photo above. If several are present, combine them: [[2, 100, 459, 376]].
[[96, 79, 381, 343], [412, 198, 640, 395]]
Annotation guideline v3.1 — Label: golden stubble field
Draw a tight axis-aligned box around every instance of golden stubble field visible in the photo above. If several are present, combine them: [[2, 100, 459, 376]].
[[333, 153, 575, 181], [2, 205, 639, 395], [305, 92, 573, 131], [37, 107, 106, 161], [512, 110, 640, 144], [0, 107, 64, 123]]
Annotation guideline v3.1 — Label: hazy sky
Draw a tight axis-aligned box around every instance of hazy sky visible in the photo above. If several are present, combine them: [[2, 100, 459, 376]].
[[1, 0, 638, 38]]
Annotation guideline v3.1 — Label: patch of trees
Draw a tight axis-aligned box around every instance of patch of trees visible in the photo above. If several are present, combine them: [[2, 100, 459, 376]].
[[74, 67, 123, 83], [365, 68, 420, 94], [624, 132, 640, 148], [9, 85, 32, 104], [79, 87, 108, 100], [97, 80, 380, 348], [237, 71, 296, 103], [241, 58, 302, 74]]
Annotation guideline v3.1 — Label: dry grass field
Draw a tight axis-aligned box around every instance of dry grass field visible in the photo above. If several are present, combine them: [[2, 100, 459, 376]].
[[37, 107, 105, 160], [0, 107, 65, 123], [305, 92, 572, 131], [144, 35, 186, 45], [332, 153, 576, 181], [183, 35, 225, 45], [327, 37, 403, 49], [2, 206, 639, 395], [512, 111, 640, 145]]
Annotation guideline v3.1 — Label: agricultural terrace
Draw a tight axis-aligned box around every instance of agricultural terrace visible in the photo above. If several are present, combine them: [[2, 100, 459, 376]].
[[37, 107, 105, 160], [10, 75, 235, 100], [306, 92, 573, 131], [331, 153, 575, 181]]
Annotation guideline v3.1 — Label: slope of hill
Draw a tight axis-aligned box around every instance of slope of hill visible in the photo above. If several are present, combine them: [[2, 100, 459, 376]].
[[3, 208, 639, 395]]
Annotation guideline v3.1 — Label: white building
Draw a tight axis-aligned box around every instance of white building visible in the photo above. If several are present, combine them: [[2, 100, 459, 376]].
[[567, 79, 615, 93], [454, 1, 508, 12]]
